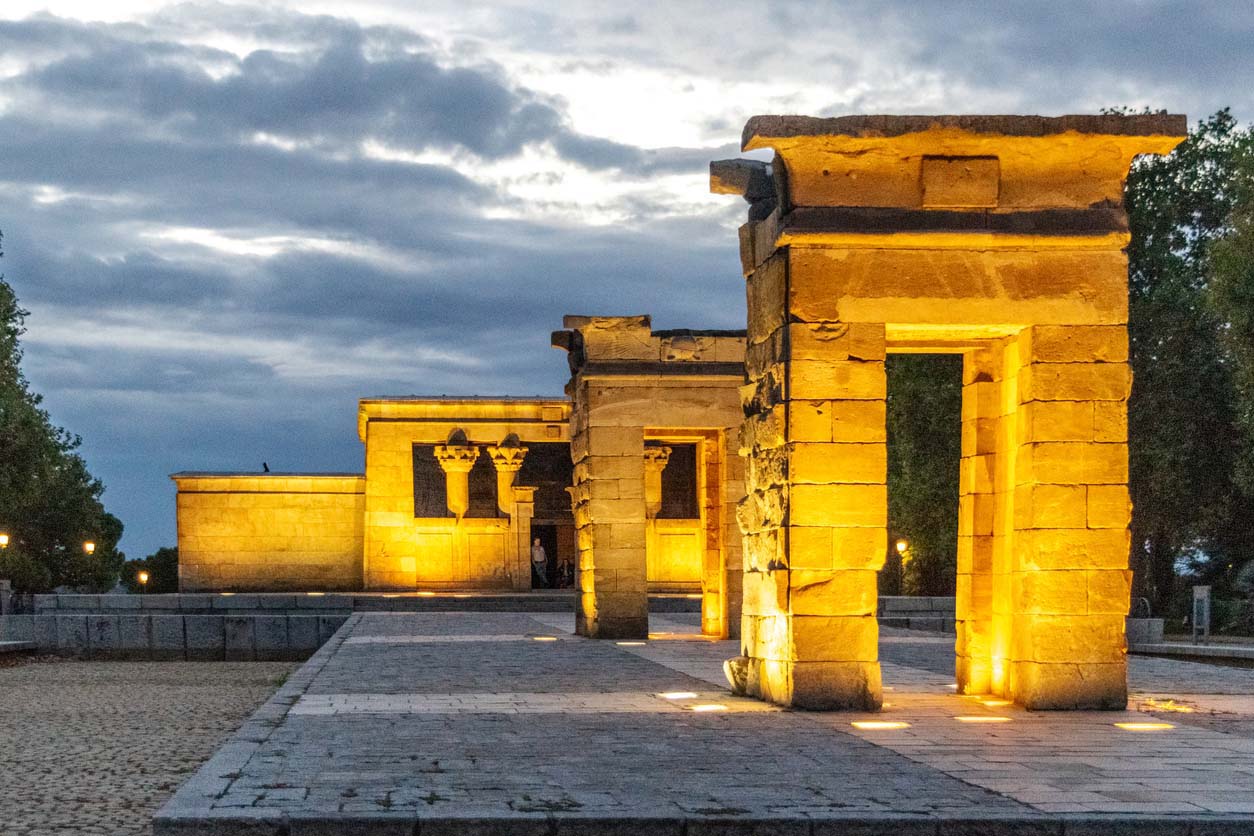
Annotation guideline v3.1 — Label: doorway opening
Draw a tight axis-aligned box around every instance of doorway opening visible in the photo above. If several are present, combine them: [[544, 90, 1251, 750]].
[[880, 353, 963, 681]]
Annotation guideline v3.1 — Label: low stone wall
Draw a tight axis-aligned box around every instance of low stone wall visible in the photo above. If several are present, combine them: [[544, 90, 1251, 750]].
[[878, 596, 956, 633], [0, 613, 347, 660], [28, 591, 703, 615]]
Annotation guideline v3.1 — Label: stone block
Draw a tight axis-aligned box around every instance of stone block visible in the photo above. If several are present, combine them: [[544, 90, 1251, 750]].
[[1088, 569, 1133, 614], [1012, 570, 1088, 616], [786, 400, 832, 443], [746, 254, 786, 341], [1015, 613, 1125, 664], [789, 359, 885, 401], [149, 615, 185, 659], [1012, 660, 1126, 710], [213, 594, 259, 610], [101, 595, 141, 610], [829, 399, 887, 442], [318, 615, 349, 644], [33, 615, 58, 650], [253, 615, 288, 653], [224, 616, 255, 661], [1020, 362, 1131, 402], [257, 594, 298, 609], [790, 484, 887, 527], [32, 594, 58, 613], [1087, 484, 1130, 529], [788, 442, 886, 485], [755, 658, 882, 710], [1013, 484, 1087, 529], [184, 615, 224, 660], [787, 322, 885, 362], [1018, 442, 1127, 485], [958, 493, 996, 536], [1019, 528, 1129, 571], [789, 615, 878, 662], [788, 569, 877, 616], [1026, 325, 1128, 363], [178, 594, 215, 612], [141, 593, 182, 610], [1019, 399, 1094, 443], [740, 570, 787, 617], [287, 616, 321, 650], [1093, 401, 1128, 442], [0, 615, 34, 642], [86, 615, 120, 654], [55, 615, 88, 655], [118, 615, 153, 652]]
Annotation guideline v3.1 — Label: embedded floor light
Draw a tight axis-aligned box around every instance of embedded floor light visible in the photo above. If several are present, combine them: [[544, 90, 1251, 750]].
[[955, 716, 1011, 724], [851, 721, 911, 730], [1114, 721, 1175, 731], [658, 691, 699, 700], [689, 704, 728, 712], [532, 636, 558, 642], [615, 640, 646, 646]]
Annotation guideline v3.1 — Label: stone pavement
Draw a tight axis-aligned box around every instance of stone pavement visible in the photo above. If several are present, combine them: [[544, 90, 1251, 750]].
[[157, 612, 1254, 835], [0, 657, 295, 836]]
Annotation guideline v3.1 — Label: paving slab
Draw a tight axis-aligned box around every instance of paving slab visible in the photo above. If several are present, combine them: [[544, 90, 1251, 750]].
[[156, 613, 1254, 835]]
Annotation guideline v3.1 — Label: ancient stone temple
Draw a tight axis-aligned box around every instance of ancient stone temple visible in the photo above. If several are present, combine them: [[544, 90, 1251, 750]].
[[552, 316, 747, 639], [713, 114, 1185, 710]]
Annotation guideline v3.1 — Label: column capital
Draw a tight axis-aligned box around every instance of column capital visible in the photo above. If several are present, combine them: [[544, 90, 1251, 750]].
[[434, 445, 479, 473], [486, 444, 529, 473], [643, 446, 672, 473]]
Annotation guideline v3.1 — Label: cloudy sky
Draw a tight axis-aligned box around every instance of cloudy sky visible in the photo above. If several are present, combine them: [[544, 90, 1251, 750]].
[[0, 1, 1250, 558]]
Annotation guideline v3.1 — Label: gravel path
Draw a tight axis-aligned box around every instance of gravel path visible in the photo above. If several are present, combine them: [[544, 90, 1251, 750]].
[[0, 656, 294, 836]]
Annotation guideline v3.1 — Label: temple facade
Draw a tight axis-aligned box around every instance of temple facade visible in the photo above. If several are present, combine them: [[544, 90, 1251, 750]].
[[174, 112, 1188, 710], [172, 319, 746, 637]]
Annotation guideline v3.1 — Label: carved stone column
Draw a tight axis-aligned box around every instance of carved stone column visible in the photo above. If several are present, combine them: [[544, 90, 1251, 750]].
[[487, 437, 529, 516], [434, 443, 479, 519], [643, 446, 671, 519]]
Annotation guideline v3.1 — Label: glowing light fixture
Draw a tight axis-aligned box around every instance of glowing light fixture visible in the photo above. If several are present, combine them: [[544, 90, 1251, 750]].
[[220, 592, 235, 596], [851, 721, 911, 730], [895, 539, 908, 554], [137, 570, 150, 587], [689, 704, 728, 712], [83, 541, 96, 555], [1115, 721, 1174, 731], [955, 715, 1011, 724], [416, 591, 437, 597], [616, 640, 646, 646], [981, 699, 1012, 707], [658, 691, 699, 700], [306, 591, 325, 596], [945, 683, 959, 690], [0, 533, 9, 549], [1138, 698, 1195, 713], [532, 636, 558, 642]]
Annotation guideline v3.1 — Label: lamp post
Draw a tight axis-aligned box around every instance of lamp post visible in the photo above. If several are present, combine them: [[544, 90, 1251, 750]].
[[894, 538, 909, 555], [83, 541, 96, 555], [137, 570, 150, 594], [0, 533, 9, 549]]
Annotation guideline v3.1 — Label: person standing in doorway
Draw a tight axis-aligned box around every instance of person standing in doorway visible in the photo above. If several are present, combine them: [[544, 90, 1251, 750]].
[[531, 537, 548, 589]]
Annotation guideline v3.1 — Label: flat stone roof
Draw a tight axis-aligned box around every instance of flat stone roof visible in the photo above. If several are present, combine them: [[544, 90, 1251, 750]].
[[743, 113, 1188, 148], [156, 611, 1254, 835]]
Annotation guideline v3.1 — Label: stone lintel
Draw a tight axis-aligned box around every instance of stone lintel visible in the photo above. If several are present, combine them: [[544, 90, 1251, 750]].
[[743, 113, 1188, 147], [780, 206, 1128, 237]]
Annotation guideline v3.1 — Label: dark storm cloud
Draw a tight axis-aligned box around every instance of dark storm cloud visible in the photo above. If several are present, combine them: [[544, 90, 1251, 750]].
[[0, 7, 745, 557]]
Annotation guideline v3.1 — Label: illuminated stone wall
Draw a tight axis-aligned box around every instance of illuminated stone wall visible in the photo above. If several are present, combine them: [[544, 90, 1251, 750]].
[[357, 398, 570, 590], [553, 317, 746, 639], [714, 114, 1185, 710], [173, 474, 365, 591]]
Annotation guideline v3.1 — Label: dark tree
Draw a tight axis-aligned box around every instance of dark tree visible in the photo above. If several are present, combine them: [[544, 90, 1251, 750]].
[[0, 234, 124, 591]]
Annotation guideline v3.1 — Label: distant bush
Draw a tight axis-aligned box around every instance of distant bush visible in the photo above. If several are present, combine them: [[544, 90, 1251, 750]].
[[120, 547, 178, 594]]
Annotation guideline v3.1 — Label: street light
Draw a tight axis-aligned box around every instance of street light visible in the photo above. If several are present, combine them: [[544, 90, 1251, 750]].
[[83, 541, 96, 555], [137, 570, 150, 593], [0, 533, 9, 549], [895, 538, 909, 555]]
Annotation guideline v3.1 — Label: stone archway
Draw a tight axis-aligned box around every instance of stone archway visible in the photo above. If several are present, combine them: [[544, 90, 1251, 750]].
[[714, 114, 1186, 710]]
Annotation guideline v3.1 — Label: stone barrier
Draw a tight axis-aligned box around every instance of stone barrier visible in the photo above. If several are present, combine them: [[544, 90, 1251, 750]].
[[878, 596, 956, 633], [0, 613, 347, 660]]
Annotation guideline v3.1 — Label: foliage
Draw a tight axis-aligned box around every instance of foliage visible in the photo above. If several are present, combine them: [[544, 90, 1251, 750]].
[[885, 354, 963, 596], [1211, 163, 1254, 499], [0, 546, 53, 594], [1123, 109, 1254, 613], [120, 547, 179, 594], [0, 233, 124, 591]]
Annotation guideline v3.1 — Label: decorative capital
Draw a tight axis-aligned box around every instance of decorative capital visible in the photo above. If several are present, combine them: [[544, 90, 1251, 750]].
[[643, 446, 672, 473], [486, 444, 528, 473], [434, 445, 479, 473]]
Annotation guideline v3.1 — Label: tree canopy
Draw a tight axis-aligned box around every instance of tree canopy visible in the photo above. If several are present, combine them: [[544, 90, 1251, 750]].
[[0, 233, 123, 592]]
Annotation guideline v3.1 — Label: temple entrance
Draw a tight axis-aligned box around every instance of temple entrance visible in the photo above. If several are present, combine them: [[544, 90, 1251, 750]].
[[880, 354, 963, 683]]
